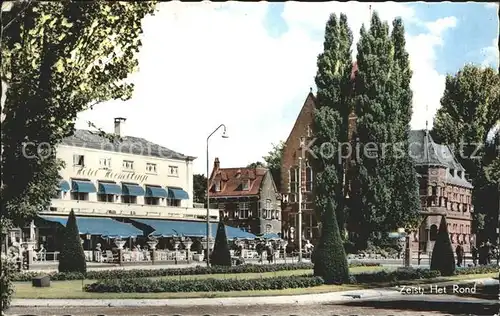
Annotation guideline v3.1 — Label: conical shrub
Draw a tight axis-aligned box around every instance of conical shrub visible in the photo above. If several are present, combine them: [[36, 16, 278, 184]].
[[210, 221, 231, 266], [430, 216, 455, 276], [313, 199, 350, 284], [58, 210, 86, 273]]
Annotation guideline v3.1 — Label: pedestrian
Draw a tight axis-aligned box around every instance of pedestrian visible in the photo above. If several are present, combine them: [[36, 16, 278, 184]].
[[478, 242, 487, 265], [455, 243, 464, 267], [266, 243, 274, 264], [471, 245, 478, 266], [486, 241, 492, 264]]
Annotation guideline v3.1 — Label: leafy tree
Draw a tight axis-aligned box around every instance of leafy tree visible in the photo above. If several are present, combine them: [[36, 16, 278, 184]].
[[210, 221, 231, 266], [431, 65, 500, 242], [387, 18, 421, 231], [58, 210, 86, 273], [430, 216, 455, 276], [247, 161, 266, 168], [350, 12, 419, 249], [193, 174, 207, 205], [313, 198, 350, 284], [311, 13, 353, 236], [1, 1, 157, 229]]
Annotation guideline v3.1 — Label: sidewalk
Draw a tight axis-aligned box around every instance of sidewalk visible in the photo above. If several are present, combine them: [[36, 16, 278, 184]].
[[10, 277, 497, 307]]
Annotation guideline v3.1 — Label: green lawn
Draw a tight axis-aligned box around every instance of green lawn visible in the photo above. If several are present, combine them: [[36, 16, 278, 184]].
[[14, 266, 381, 299]]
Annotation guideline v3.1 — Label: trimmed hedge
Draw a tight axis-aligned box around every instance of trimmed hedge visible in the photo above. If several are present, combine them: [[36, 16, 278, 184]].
[[80, 265, 499, 293], [454, 265, 499, 275], [12, 261, 380, 282], [84, 275, 325, 293]]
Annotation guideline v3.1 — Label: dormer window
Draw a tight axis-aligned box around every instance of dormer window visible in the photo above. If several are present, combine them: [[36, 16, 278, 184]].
[[242, 179, 250, 191], [215, 181, 221, 192], [449, 168, 455, 177], [457, 171, 463, 179], [307, 125, 312, 137]]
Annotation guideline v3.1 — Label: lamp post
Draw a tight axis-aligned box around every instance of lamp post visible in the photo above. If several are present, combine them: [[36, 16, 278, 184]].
[[206, 124, 228, 267]]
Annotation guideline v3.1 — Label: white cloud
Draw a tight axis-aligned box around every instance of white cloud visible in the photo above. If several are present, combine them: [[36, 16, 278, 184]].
[[75, 2, 458, 174], [480, 38, 499, 68]]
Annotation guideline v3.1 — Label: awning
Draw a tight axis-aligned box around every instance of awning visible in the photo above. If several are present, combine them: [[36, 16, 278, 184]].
[[167, 187, 189, 200], [261, 232, 280, 240], [227, 226, 257, 239], [174, 221, 213, 238], [59, 180, 70, 192], [71, 180, 97, 193], [130, 218, 179, 237], [145, 185, 168, 198], [38, 215, 142, 238], [122, 183, 145, 196], [98, 182, 122, 195]]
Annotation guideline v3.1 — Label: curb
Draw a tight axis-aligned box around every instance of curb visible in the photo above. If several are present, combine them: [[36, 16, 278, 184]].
[[10, 278, 497, 308], [10, 289, 401, 307]]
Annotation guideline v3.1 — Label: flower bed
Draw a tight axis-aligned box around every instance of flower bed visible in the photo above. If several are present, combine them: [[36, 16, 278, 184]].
[[12, 261, 380, 282], [84, 275, 325, 293]]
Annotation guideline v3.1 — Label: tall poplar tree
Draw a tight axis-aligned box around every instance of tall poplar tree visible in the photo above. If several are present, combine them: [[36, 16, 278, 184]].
[[350, 12, 398, 248], [388, 18, 420, 230], [311, 13, 353, 237]]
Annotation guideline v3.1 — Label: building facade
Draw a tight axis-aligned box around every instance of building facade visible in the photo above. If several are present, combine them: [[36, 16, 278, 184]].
[[41, 118, 219, 222], [209, 158, 282, 235], [281, 88, 474, 252]]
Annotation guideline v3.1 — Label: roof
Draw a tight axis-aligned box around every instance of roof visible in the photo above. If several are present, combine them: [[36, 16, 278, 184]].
[[209, 167, 268, 198], [61, 129, 194, 161], [409, 130, 473, 188]]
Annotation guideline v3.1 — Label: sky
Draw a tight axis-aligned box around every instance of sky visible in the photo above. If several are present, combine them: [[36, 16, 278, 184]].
[[75, 2, 499, 175]]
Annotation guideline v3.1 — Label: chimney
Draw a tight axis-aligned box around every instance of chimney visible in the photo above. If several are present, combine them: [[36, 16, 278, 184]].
[[114, 117, 126, 137], [214, 157, 220, 170]]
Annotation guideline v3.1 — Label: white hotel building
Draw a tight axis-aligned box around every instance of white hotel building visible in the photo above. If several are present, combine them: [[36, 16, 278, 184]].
[[43, 118, 218, 222]]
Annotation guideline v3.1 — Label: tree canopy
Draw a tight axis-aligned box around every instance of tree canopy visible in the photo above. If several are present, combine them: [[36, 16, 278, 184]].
[[1, 1, 156, 227], [431, 65, 500, 242]]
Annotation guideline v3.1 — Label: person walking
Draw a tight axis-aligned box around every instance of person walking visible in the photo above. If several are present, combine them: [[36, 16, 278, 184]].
[[471, 245, 478, 266], [455, 242, 464, 267]]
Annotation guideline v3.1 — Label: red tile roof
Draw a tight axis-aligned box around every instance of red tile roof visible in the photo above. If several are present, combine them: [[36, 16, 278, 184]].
[[209, 165, 267, 198]]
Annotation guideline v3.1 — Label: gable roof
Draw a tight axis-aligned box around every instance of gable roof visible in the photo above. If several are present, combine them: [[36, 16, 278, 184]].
[[61, 129, 194, 161], [209, 167, 268, 198]]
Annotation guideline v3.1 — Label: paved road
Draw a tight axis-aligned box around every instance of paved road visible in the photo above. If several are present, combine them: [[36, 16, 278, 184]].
[[7, 295, 498, 316]]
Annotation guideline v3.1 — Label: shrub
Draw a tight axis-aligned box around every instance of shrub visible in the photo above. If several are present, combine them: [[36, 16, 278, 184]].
[[1, 254, 16, 312], [453, 264, 498, 275], [313, 199, 350, 284], [58, 210, 87, 274], [353, 268, 441, 284], [84, 275, 325, 293], [430, 216, 455, 276], [11, 261, 381, 282], [210, 221, 231, 266]]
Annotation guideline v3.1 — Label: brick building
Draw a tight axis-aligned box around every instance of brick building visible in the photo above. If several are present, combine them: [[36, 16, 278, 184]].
[[209, 158, 282, 235], [280, 65, 474, 251]]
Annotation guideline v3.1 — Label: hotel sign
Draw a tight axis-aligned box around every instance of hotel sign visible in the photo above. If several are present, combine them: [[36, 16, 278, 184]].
[[75, 168, 149, 183]]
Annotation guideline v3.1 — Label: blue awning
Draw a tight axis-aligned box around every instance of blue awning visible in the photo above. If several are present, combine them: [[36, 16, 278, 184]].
[[98, 182, 122, 195], [38, 215, 142, 238], [122, 183, 145, 196], [262, 232, 280, 240], [71, 180, 97, 193], [167, 187, 189, 200], [59, 180, 70, 192], [130, 218, 179, 237], [227, 226, 257, 239], [173, 221, 212, 238], [145, 186, 168, 198]]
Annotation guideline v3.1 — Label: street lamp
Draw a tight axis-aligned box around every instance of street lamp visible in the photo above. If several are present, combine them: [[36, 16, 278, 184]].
[[206, 124, 228, 267]]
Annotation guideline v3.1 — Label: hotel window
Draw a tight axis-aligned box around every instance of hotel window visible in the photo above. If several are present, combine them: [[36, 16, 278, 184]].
[[145, 196, 160, 206], [121, 195, 137, 204], [71, 192, 89, 201], [265, 199, 271, 210], [238, 202, 249, 219], [122, 160, 134, 171], [305, 163, 313, 192], [168, 165, 179, 177], [146, 163, 157, 174], [167, 198, 181, 207], [73, 154, 85, 167], [99, 158, 111, 169], [242, 179, 250, 191], [265, 224, 272, 233], [262, 209, 268, 219], [97, 192, 115, 202]]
